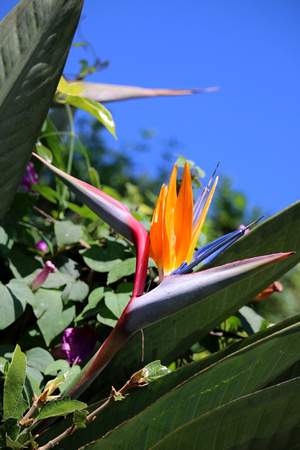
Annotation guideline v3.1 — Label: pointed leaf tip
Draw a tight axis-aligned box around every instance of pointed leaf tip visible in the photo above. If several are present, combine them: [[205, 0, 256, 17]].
[[33, 153, 149, 299], [124, 252, 294, 334]]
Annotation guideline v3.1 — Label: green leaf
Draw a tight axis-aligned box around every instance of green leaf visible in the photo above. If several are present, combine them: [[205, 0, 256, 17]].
[[35, 141, 53, 163], [237, 305, 268, 335], [0, 418, 20, 446], [55, 256, 82, 280], [96, 306, 118, 328], [57, 76, 85, 96], [7, 246, 43, 278], [88, 167, 101, 189], [6, 434, 24, 448], [0, 226, 13, 256], [24, 373, 42, 401], [63, 95, 116, 138], [36, 397, 87, 420], [73, 318, 300, 449], [58, 365, 82, 393], [62, 280, 89, 303], [143, 361, 171, 381], [67, 202, 99, 221], [80, 242, 126, 272], [107, 257, 137, 284], [34, 289, 75, 345], [26, 347, 54, 374], [3, 345, 27, 421], [76, 287, 105, 321], [0, 0, 84, 222], [73, 409, 88, 429], [0, 356, 9, 374], [104, 291, 130, 319], [55, 220, 84, 247], [0, 279, 33, 330], [44, 360, 70, 377], [151, 379, 300, 450], [34, 184, 60, 204], [26, 366, 43, 388]]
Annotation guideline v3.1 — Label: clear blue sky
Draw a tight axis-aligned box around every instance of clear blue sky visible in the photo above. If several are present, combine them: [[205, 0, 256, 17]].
[[2, 1, 300, 216]]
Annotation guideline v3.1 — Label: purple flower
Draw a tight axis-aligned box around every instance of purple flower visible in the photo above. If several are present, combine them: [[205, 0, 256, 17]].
[[35, 240, 48, 253], [31, 261, 56, 291], [20, 162, 38, 191], [59, 327, 99, 364]]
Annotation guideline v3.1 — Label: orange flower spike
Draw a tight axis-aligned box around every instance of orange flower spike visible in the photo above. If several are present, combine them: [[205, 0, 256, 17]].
[[174, 162, 193, 267], [150, 162, 219, 280], [149, 184, 167, 269], [163, 164, 178, 274]]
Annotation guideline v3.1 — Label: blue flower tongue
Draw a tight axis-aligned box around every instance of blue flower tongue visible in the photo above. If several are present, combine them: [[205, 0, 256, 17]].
[[172, 217, 263, 275], [193, 161, 220, 227]]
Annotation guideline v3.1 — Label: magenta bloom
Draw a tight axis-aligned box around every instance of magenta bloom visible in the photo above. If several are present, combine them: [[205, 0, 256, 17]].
[[60, 327, 99, 364], [20, 162, 38, 191], [31, 261, 56, 291], [35, 240, 48, 253]]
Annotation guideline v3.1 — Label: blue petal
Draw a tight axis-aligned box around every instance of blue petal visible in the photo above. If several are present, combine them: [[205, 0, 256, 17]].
[[171, 228, 245, 275], [193, 162, 220, 228]]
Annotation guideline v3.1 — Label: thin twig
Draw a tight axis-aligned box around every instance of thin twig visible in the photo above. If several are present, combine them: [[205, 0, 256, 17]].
[[33, 206, 57, 223], [38, 370, 148, 450], [19, 395, 45, 427]]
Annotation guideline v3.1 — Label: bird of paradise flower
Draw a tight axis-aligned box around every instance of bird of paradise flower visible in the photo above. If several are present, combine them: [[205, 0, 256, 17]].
[[33, 153, 293, 398]]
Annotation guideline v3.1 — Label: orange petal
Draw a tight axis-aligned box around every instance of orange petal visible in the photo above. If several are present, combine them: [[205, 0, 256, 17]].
[[163, 165, 178, 274], [149, 184, 167, 267], [174, 162, 193, 266]]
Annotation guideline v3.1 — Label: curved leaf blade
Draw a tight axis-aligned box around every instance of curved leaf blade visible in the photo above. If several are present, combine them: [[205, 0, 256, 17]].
[[36, 315, 300, 448], [63, 252, 292, 400], [77, 320, 300, 449], [124, 252, 293, 334], [3, 345, 27, 421], [151, 378, 300, 450], [0, 0, 84, 221], [36, 397, 86, 420]]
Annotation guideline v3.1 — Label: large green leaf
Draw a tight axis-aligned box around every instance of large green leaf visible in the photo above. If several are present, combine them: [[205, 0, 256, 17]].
[[34, 289, 75, 345], [37, 316, 300, 448], [80, 320, 300, 449], [0, 0, 84, 222], [79, 202, 300, 398], [36, 398, 87, 420], [154, 379, 300, 450], [0, 279, 35, 330], [3, 345, 27, 421], [151, 378, 300, 450]]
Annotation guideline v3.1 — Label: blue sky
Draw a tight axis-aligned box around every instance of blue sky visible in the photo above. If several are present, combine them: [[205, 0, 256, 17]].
[[2, 1, 300, 216]]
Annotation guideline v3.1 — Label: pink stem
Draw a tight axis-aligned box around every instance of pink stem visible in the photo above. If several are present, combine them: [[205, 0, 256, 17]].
[[66, 321, 132, 399]]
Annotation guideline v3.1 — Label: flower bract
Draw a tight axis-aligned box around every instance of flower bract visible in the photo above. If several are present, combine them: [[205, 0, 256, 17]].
[[150, 162, 218, 280]]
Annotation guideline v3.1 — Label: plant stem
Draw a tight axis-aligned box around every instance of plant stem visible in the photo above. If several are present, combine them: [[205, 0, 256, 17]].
[[59, 104, 75, 218], [38, 388, 119, 450], [38, 372, 145, 450], [19, 404, 38, 427], [19, 396, 45, 427]]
